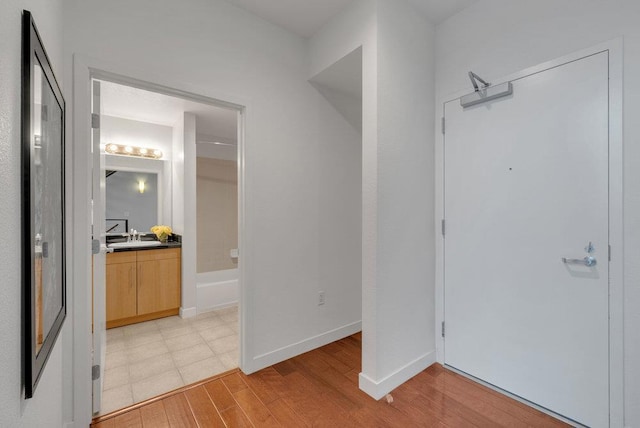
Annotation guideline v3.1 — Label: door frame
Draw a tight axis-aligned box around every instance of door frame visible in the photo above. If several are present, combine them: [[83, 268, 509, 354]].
[[71, 54, 249, 427], [434, 39, 623, 426]]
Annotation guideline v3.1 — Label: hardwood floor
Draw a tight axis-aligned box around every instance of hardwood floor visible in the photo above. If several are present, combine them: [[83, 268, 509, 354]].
[[92, 333, 568, 427]]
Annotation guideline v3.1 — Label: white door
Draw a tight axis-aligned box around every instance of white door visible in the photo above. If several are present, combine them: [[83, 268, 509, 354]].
[[444, 52, 609, 427], [91, 79, 108, 413]]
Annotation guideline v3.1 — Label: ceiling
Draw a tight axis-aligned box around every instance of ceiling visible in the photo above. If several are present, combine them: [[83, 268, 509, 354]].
[[100, 81, 238, 135], [224, 0, 478, 38], [100, 80, 238, 141], [100, 80, 238, 160], [406, 0, 478, 26]]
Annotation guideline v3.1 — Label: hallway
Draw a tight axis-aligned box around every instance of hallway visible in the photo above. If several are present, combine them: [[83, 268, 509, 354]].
[[92, 334, 567, 427]]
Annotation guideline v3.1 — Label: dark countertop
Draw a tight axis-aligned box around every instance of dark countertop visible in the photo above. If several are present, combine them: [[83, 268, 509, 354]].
[[111, 242, 182, 252]]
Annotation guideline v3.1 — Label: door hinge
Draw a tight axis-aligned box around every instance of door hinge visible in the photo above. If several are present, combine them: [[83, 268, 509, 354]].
[[92, 365, 100, 381], [91, 113, 100, 129], [91, 239, 100, 255], [441, 321, 445, 338], [608, 245, 611, 261], [441, 117, 445, 135], [441, 219, 445, 237]]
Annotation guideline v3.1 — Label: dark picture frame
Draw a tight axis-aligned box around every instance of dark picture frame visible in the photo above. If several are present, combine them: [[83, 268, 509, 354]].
[[22, 10, 66, 399]]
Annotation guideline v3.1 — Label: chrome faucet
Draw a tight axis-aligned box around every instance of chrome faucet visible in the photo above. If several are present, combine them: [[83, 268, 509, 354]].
[[124, 229, 146, 243]]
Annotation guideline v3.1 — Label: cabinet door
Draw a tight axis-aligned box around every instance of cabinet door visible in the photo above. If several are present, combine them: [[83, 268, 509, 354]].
[[106, 262, 137, 322], [137, 250, 181, 315]]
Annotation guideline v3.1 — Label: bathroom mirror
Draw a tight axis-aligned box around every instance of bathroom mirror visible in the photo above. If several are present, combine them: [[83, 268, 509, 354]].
[[22, 10, 66, 398], [105, 154, 171, 235], [106, 170, 158, 232]]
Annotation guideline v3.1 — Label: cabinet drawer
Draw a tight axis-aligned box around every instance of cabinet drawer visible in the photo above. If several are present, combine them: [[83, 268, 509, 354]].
[[136, 248, 181, 262], [106, 251, 137, 265]]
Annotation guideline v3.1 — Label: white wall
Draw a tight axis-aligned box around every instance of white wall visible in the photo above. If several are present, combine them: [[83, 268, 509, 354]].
[[309, 46, 363, 133], [171, 112, 198, 318], [0, 1, 69, 427], [63, 0, 362, 377], [180, 112, 198, 318], [436, 1, 640, 426], [310, 0, 436, 399], [373, 0, 436, 393], [310, 82, 363, 133], [171, 115, 185, 235]]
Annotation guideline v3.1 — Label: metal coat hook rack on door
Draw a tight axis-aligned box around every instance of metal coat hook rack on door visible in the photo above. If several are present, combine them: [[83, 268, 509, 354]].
[[460, 71, 513, 108]]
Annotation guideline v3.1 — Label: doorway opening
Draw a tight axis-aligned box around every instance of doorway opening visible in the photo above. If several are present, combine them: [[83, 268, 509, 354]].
[[91, 78, 243, 416]]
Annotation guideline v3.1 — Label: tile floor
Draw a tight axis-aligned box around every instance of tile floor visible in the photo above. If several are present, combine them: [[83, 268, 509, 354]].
[[100, 305, 239, 415]]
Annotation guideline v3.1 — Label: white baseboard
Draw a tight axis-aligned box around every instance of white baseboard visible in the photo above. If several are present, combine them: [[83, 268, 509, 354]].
[[198, 301, 238, 314], [247, 321, 362, 373], [180, 306, 197, 318], [359, 351, 436, 400]]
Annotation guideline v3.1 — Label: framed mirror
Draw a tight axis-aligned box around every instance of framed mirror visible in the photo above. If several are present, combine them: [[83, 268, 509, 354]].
[[104, 154, 172, 235], [106, 170, 159, 233], [22, 10, 66, 398]]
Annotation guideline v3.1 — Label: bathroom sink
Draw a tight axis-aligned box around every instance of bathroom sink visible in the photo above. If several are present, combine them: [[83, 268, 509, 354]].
[[108, 241, 163, 249]]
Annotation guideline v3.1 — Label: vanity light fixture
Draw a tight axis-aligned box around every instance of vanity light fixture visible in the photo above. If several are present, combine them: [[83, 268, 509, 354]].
[[105, 143, 163, 159], [138, 180, 146, 194]]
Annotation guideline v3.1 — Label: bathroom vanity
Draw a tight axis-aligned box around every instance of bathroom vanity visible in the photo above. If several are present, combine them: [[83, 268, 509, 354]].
[[106, 246, 181, 328]]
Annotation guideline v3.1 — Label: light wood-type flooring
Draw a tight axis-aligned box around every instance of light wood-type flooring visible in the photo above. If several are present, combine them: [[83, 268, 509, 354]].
[[92, 333, 569, 427]]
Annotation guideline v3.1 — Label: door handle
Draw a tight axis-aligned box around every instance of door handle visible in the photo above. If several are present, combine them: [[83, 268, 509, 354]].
[[562, 256, 597, 267]]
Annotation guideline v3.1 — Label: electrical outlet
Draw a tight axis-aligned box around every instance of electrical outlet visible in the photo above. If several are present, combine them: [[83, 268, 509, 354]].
[[318, 291, 325, 306]]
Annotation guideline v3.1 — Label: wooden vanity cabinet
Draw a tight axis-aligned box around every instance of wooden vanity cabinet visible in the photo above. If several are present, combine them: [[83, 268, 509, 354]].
[[106, 248, 181, 328]]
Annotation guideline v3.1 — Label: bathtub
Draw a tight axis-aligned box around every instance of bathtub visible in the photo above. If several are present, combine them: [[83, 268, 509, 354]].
[[196, 268, 239, 314]]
